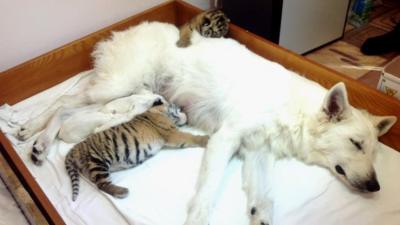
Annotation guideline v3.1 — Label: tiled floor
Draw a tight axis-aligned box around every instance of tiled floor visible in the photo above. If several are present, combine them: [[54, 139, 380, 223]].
[[305, 0, 400, 89], [0, 178, 29, 225]]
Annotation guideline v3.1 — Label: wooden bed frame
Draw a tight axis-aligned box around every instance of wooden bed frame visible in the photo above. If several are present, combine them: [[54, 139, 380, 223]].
[[1, 1, 399, 224]]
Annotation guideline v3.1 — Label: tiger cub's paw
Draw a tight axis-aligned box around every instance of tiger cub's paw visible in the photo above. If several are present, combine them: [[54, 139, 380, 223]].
[[112, 187, 129, 199], [198, 135, 209, 147], [103, 185, 129, 199], [176, 36, 191, 48]]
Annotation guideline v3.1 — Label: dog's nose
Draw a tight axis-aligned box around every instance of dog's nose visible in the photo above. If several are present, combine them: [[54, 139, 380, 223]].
[[365, 178, 380, 192]]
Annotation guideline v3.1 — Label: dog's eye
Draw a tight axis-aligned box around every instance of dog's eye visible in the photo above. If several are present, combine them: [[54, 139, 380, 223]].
[[349, 138, 363, 151], [335, 165, 346, 176]]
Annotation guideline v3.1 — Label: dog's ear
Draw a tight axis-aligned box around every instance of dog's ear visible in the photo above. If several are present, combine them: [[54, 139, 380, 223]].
[[371, 115, 397, 137], [322, 82, 349, 121]]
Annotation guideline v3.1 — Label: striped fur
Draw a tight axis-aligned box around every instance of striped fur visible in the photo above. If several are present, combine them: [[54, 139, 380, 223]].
[[65, 103, 208, 201], [177, 9, 230, 47]]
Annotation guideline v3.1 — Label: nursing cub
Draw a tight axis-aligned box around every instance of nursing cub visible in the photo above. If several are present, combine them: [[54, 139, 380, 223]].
[[65, 101, 208, 201]]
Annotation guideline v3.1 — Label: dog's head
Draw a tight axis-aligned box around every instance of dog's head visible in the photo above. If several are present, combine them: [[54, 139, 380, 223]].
[[309, 83, 397, 192]]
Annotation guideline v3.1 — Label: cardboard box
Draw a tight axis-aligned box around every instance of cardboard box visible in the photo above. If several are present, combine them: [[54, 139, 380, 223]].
[[378, 56, 400, 99]]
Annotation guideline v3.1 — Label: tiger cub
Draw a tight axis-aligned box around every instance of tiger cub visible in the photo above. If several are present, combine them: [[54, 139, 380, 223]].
[[65, 102, 208, 201], [177, 9, 230, 48]]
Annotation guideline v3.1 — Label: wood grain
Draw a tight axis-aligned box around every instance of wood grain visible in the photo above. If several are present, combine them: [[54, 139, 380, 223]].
[[0, 1, 177, 105], [0, 133, 64, 225], [0, 148, 48, 225]]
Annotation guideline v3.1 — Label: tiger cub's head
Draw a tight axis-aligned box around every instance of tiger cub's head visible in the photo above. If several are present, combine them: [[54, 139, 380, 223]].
[[177, 9, 230, 47], [196, 9, 230, 38], [150, 100, 187, 126]]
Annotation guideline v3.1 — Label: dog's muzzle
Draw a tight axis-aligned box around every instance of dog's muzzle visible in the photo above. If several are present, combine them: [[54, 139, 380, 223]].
[[353, 172, 380, 192], [365, 178, 380, 192]]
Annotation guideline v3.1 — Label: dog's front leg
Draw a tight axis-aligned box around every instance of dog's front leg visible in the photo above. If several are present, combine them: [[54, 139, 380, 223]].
[[242, 150, 273, 225], [17, 71, 140, 141], [94, 93, 165, 132], [183, 125, 240, 225], [100, 92, 164, 115]]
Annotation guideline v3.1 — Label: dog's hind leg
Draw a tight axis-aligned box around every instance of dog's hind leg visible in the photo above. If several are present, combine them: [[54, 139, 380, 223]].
[[30, 106, 84, 166], [59, 107, 113, 143], [183, 124, 241, 225], [17, 74, 141, 141], [242, 150, 273, 225], [17, 72, 96, 140], [59, 93, 165, 142], [18, 94, 92, 141]]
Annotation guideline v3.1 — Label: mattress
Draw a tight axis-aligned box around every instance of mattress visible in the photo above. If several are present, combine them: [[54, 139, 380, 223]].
[[1, 70, 400, 225]]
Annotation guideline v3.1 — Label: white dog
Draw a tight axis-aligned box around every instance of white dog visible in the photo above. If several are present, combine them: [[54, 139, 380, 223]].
[[18, 21, 397, 225]]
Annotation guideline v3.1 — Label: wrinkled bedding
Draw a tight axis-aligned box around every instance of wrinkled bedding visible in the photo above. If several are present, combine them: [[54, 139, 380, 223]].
[[0, 70, 399, 225]]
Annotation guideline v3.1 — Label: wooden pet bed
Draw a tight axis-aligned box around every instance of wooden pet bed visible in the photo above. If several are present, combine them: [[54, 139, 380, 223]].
[[1, 1, 400, 224]]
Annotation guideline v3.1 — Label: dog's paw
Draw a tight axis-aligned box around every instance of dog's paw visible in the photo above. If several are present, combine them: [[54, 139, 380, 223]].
[[131, 94, 166, 114], [17, 118, 45, 141], [17, 126, 35, 141], [151, 96, 165, 107], [30, 152, 43, 166], [149, 95, 166, 107], [249, 206, 272, 225], [30, 138, 51, 166]]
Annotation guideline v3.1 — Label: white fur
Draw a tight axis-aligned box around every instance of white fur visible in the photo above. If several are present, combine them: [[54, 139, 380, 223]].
[[19, 22, 397, 225], [30, 92, 164, 165], [18, 22, 179, 140], [59, 93, 164, 142]]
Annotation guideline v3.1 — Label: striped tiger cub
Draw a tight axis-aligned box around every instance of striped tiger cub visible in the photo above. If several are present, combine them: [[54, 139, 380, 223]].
[[65, 101, 208, 201], [177, 9, 230, 48]]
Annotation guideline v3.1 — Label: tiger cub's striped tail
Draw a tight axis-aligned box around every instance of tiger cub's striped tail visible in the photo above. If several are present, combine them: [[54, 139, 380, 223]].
[[65, 152, 80, 201]]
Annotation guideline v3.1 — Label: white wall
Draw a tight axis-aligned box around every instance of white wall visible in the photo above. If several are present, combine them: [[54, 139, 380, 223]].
[[0, 0, 209, 72], [185, 0, 210, 9]]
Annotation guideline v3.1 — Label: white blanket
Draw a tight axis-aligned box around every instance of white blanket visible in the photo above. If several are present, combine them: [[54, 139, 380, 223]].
[[1, 70, 399, 225]]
